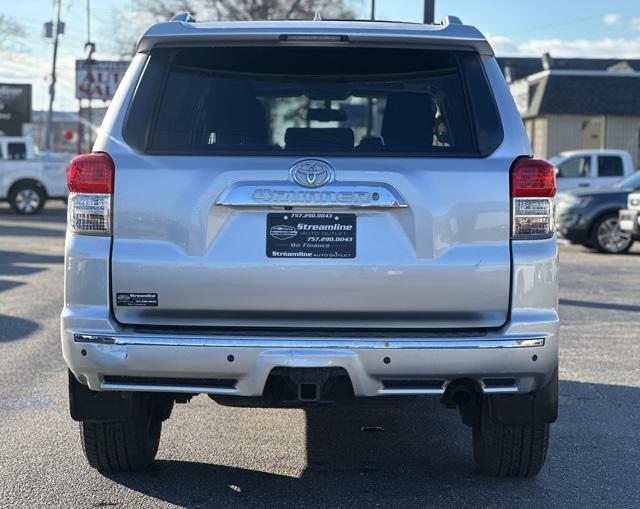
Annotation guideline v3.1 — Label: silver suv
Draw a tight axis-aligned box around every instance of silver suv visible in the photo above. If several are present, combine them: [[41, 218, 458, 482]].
[[62, 15, 559, 478]]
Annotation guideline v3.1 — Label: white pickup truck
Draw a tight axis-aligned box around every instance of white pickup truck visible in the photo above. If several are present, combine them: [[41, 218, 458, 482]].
[[549, 149, 636, 191], [0, 136, 70, 214]]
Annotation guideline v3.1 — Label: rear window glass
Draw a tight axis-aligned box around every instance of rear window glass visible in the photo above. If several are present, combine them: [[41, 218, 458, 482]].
[[598, 156, 624, 177], [7, 142, 27, 160], [124, 46, 502, 157]]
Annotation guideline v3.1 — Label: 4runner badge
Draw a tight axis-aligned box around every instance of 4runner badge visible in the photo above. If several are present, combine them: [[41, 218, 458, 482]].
[[290, 159, 334, 188]]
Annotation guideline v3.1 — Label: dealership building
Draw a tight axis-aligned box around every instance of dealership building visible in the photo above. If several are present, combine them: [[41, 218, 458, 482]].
[[24, 108, 107, 154], [498, 54, 640, 166]]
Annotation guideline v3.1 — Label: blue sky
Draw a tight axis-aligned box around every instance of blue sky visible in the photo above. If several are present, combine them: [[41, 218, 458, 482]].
[[2, 0, 640, 111]]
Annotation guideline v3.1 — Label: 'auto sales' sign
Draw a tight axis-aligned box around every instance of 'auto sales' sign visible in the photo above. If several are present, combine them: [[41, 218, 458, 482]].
[[75, 60, 130, 101]]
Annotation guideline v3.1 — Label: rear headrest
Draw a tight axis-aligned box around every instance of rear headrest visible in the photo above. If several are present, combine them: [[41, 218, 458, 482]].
[[357, 136, 384, 151], [381, 93, 435, 151], [285, 128, 354, 151]]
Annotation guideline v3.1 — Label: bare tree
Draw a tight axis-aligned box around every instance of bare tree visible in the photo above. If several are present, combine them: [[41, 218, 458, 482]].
[[0, 14, 26, 50], [111, 0, 358, 56], [131, 0, 200, 22], [203, 0, 357, 21], [135, 0, 356, 21]]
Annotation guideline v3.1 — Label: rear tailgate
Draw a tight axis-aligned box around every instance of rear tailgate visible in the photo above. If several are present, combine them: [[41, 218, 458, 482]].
[[110, 44, 513, 330]]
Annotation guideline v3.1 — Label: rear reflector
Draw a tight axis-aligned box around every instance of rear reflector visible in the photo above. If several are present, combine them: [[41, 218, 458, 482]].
[[513, 213, 553, 238], [67, 153, 114, 194], [67, 152, 113, 236], [511, 158, 556, 239]]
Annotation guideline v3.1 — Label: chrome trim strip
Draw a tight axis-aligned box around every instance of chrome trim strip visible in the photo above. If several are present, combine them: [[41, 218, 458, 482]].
[[74, 333, 545, 349], [482, 386, 520, 394], [101, 381, 520, 396], [215, 181, 408, 208], [100, 383, 238, 394], [379, 388, 445, 395]]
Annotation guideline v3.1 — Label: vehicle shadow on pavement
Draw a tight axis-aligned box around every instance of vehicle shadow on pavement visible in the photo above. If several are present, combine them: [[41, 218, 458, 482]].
[[0, 250, 60, 342], [102, 380, 640, 508], [0, 313, 39, 342], [0, 279, 25, 293], [560, 298, 640, 313], [0, 224, 65, 237], [0, 206, 66, 237], [0, 204, 67, 224], [0, 206, 67, 237], [0, 250, 64, 278]]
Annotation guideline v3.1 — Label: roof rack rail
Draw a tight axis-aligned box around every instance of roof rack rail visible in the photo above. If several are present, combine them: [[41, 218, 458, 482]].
[[442, 15, 463, 26], [171, 12, 195, 23]]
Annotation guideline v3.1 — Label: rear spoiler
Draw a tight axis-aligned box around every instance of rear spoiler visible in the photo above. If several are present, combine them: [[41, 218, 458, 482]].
[[136, 20, 494, 56]]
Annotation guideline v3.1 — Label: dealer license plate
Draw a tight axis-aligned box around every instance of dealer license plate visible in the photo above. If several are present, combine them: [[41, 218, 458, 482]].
[[266, 213, 356, 258]]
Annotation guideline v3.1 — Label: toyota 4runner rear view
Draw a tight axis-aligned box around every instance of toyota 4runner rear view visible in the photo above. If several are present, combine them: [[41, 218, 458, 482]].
[[62, 15, 559, 478]]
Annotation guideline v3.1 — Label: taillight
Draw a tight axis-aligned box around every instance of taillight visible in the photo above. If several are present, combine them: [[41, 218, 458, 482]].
[[511, 158, 556, 239], [67, 152, 114, 236]]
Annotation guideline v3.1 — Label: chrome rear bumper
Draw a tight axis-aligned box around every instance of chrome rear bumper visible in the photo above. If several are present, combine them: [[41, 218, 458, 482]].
[[74, 333, 545, 350], [65, 330, 556, 397]]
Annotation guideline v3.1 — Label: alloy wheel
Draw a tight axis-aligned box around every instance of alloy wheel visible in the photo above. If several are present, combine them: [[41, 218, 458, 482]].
[[596, 217, 632, 253], [14, 188, 42, 214]]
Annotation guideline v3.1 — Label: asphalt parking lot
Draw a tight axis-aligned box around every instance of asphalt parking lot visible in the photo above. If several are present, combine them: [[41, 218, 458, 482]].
[[0, 202, 639, 508]]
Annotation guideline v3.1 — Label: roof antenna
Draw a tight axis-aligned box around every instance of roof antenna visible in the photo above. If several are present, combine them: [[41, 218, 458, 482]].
[[313, 10, 322, 21]]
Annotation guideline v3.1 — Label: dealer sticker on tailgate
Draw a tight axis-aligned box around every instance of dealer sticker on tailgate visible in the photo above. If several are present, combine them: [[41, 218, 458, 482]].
[[266, 213, 356, 258]]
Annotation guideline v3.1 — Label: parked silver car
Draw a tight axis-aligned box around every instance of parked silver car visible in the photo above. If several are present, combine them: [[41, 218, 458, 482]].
[[62, 15, 559, 478]]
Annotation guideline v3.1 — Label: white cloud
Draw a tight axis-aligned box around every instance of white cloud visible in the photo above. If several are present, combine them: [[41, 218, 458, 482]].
[[487, 34, 640, 58], [603, 13, 621, 26], [0, 50, 50, 81], [631, 18, 640, 31], [519, 37, 640, 58], [486, 34, 520, 56]]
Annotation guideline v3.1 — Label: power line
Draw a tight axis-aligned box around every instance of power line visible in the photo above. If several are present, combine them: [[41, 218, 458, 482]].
[[501, 10, 640, 37]]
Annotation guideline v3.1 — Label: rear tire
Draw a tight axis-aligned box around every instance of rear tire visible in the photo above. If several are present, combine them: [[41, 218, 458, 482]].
[[472, 399, 549, 478], [8, 182, 46, 214], [591, 213, 633, 254], [79, 415, 162, 471]]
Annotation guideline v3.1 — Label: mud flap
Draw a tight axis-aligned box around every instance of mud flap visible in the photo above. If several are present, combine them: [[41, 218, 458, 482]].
[[489, 366, 559, 425], [68, 371, 173, 422]]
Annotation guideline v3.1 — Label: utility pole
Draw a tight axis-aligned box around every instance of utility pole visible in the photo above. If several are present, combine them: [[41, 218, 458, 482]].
[[45, 0, 62, 151], [424, 0, 435, 24], [86, 0, 91, 42]]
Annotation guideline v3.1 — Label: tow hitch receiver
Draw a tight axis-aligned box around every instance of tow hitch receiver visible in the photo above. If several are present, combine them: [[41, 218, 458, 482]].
[[267, 367, 354, 404], [297, 369, 324, 401]]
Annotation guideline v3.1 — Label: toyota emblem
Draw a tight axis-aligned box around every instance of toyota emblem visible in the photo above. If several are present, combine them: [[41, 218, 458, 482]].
[[290, 159, 334, 188]]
